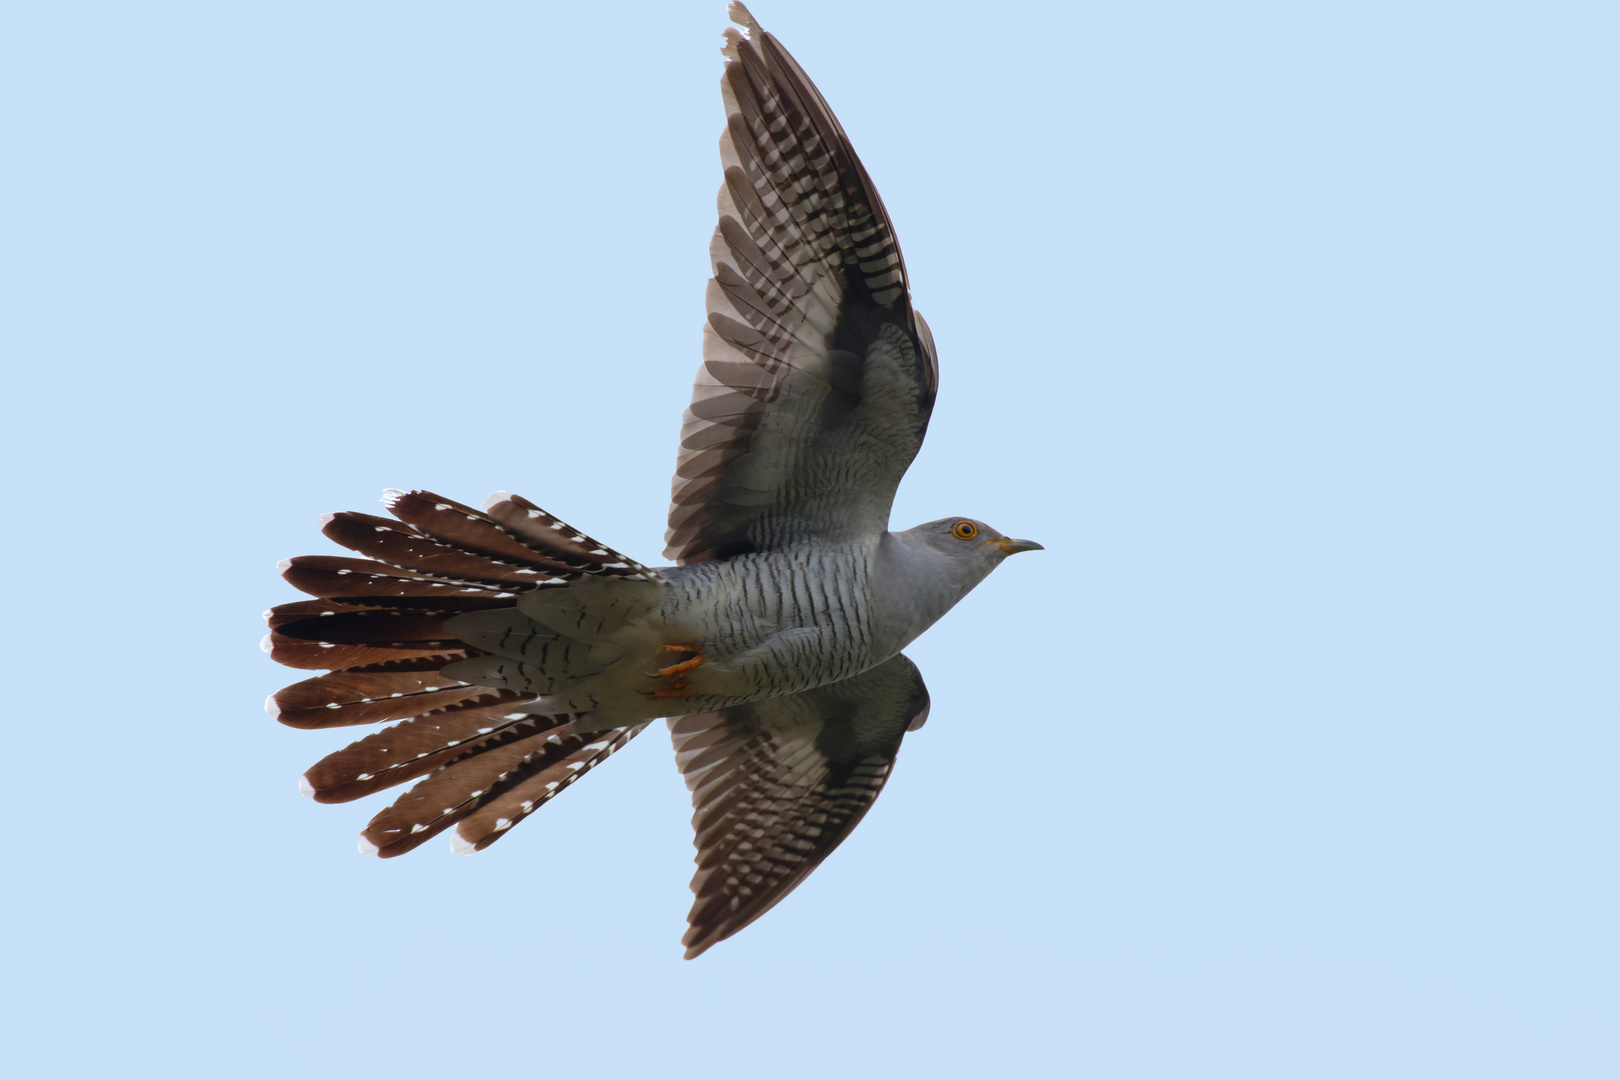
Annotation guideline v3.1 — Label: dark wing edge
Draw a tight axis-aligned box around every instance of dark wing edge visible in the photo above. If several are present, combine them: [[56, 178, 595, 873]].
[[665, 3, 940, 565], [668, 652, 931, 958]]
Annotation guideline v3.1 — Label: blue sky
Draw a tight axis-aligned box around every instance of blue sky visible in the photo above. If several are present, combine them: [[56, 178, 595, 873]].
[[4, 2, 1616, 1076]]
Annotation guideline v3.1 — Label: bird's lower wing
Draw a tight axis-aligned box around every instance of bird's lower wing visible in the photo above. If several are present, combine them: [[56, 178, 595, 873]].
[[668, 652, 931, 958]]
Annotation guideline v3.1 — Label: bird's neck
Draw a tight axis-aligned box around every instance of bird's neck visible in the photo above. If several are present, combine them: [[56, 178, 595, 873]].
[[870, 532, 978, 655]]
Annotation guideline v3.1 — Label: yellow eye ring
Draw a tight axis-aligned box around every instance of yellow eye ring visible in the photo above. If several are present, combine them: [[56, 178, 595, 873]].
[[952, 521, 978, 540]]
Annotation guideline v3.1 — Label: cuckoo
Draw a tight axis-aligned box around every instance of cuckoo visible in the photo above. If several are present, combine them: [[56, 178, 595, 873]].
[[265, 3, 1042, 958]]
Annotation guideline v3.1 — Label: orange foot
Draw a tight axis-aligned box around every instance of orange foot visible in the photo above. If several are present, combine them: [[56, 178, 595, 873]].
[[642, 644, 705, 698], [647, 644, 705, 679], [650, 683, 694, 699]]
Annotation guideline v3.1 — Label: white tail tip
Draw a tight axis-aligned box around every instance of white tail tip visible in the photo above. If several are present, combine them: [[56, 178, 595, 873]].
[[260, 634, 274, 655], [276, 558, 292, 574], [358, 834, 381, 858], [298, 774, 316, 800], [264, 695, 280, 721], [450, 830, 479, 856], [481, 491, 514, 511]]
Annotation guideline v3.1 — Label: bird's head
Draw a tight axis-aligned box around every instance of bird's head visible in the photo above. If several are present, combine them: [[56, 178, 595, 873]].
[[897, 516, 1043, 593]]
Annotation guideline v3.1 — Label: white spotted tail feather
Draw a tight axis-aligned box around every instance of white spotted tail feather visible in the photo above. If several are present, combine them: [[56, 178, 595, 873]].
[[266, 488, 657, 859], [367, 720, 648, 858]]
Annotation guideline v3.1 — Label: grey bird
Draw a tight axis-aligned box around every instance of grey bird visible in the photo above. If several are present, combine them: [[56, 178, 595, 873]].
[[265, 2, 1041, 958]]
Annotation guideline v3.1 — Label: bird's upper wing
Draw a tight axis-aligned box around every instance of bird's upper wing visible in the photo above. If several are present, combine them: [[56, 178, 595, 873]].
[[665, 3, 939, 564], [668, 651, 931, 958]]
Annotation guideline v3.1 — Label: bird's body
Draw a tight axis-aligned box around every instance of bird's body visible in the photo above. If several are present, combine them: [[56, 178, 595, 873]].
[[435, 518, 1027, 724], [265, 3, 1040, 957]]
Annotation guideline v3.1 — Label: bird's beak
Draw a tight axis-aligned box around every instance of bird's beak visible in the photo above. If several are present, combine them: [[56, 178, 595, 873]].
[[987, 538, 1044, 555]]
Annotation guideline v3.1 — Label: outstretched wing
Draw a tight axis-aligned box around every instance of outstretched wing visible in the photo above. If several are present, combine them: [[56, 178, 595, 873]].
[[668, 652, 931, 958], [665, 3, 940, 564]]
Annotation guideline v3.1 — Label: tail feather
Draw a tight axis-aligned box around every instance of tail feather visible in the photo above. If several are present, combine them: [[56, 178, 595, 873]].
[[483, 491, 665, 582], [359, 723, 584, 857], [320, 511, 566, 586], [271, 670, 516, 729], [270, 488, 663, 853], [451, 723, 649, 855], [302, 696, 545, 804], [267, 601, 450, 644], [280, 555, 512, 602], [263, 631, 471, 672], [382, 490, 592, 577]]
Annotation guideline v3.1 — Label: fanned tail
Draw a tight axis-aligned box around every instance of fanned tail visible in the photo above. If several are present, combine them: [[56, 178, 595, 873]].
[[266, 489, 658, 856]]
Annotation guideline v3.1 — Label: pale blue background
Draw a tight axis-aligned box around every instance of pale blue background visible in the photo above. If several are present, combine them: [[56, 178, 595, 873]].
[[4, 1, 1615, 1076]]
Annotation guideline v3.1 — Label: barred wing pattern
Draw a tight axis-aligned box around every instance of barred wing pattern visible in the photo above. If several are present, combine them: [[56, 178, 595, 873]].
[[665, 2, 940, 565], [669, 652, 931, 958]]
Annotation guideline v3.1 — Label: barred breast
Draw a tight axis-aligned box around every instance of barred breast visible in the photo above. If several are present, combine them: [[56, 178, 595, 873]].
[[661, 537, 884, 702]]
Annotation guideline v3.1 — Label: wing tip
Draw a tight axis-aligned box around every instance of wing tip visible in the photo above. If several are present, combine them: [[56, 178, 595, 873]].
[[682, 927, 720, 960], [728, 2, 758, 35], [722, 2, 757, 60], [358, 832, 381, 858], [450, 829, 479, 857]]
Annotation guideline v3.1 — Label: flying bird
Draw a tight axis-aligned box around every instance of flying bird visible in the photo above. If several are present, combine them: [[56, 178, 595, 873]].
[[265, 2, 1041, 958]]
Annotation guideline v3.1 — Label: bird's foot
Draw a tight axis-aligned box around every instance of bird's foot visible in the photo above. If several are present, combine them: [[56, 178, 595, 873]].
[[647, 643, 705, 678], [649, 683, 694, 698], [642, 644, 704, 698]]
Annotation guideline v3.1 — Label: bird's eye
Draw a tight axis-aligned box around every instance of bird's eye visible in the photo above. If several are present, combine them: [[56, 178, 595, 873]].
[[952, 521, 978, 540]]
